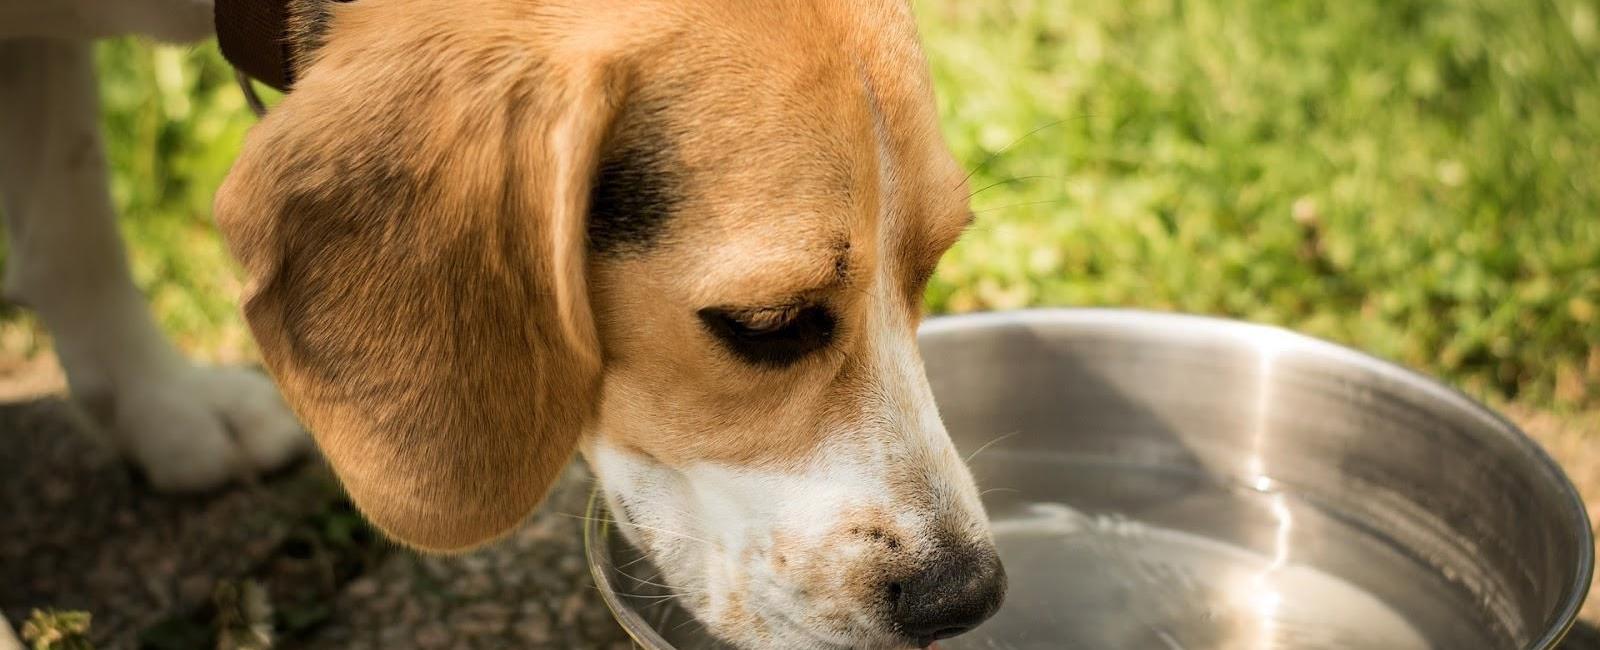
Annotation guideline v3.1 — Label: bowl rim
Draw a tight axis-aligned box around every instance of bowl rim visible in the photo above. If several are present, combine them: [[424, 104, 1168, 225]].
[[586, 489, 686, 650], [584, 307, 1594, 650]]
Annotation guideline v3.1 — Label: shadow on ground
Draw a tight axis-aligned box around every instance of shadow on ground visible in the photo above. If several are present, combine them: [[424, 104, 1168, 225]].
[[0, 397, 632, 649], [1565, 621, 1600, 649]]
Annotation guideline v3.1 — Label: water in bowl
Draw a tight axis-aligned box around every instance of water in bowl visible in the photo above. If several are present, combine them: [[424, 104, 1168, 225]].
[[966, 501, 1427, 649], [957, 453, 1514, 650], [606, 453, 1516, 649]]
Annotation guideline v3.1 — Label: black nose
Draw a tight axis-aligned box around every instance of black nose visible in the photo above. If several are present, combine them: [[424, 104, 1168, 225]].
[[887, 547, 1006, 645]]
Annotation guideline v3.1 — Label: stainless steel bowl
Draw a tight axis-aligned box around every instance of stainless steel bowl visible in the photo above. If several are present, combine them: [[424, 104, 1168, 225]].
[[588, 309, 1593, 649]]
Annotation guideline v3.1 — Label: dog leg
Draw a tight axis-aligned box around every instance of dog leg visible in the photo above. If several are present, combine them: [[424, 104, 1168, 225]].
[[0, 38, 308, 491], [0, 612, 19, 650]]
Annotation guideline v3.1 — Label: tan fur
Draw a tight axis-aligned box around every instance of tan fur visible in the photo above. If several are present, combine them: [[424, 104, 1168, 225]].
[[216, 0, 973, 555], [585, 0, 972, 470], [216, 0, 621, 551]]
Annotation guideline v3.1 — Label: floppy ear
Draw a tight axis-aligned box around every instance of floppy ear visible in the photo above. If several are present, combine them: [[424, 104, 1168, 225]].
[[214, 7, 617, 552]]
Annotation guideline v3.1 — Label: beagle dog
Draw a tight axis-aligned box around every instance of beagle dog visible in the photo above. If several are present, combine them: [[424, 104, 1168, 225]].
[[2, 0, 1006, 647]]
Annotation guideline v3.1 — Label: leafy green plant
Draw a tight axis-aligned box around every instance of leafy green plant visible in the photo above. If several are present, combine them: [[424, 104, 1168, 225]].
[[19, 610, 93, 650]]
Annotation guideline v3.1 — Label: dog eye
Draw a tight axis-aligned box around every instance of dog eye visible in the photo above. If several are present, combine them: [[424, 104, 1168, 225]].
[[697, 304, 836, 368]]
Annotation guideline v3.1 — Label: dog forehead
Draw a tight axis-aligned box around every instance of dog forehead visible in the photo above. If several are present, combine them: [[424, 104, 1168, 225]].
[[612, 11, 961, 275], [617, 0, 933, 165]]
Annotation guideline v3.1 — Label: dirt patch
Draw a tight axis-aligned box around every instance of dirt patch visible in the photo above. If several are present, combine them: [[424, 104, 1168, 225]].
[[0, 393, 631, 649], [1502, 404, 1600, 626], [0, 397, 348, 648]]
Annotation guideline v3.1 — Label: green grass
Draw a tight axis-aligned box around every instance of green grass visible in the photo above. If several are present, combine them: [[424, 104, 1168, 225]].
[[2, 0, 1597, 408], [920, 0, 1600, 407], [87, 40, 271, 363]]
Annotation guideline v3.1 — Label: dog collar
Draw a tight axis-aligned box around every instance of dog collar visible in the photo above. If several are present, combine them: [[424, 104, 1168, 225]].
[[215, 0, 296, 92]]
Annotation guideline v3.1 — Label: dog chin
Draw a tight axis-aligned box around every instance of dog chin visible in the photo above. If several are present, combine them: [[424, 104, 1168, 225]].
[[602, 490, 910, 650]]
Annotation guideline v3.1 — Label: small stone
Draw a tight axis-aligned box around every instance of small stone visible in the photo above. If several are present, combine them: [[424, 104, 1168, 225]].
[[449, 602, 512, 635], [379, 624, 411, 645], [558, 593, 585, 627], [458, 554, 491, 572], [420, 557, 456, 582], [514, 608, 552, 645], [454, 573, 493, 599], [415, 623, 451, 649], [345, 577, 380, 599], [401, 600, 425, 623]]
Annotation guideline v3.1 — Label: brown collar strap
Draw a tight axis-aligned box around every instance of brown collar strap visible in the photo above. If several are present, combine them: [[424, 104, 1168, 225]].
[[215, 0, 295, 92]]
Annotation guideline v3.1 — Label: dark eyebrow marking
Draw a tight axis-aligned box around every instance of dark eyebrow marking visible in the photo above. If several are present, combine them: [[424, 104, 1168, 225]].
[[588, 104, 680, 256], [741, 252, 853, 314], [832, 240, 853, 283], [753, 239, 855, 307]]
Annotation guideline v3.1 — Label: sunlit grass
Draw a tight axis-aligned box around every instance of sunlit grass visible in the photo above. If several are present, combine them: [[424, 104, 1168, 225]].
[[1, 0, 1595, 408], [920, 0, 1600, 408]]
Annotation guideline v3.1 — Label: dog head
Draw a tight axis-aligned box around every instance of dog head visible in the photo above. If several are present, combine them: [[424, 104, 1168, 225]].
[[215, 1, 1003, 647]]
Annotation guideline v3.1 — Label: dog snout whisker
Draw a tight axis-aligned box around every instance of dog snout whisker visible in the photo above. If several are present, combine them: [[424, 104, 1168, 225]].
[[668, 614, 708, 634], [954, 116, 1082, 189], [558, 512, 719, 548], [972, 198, 1071, 216], [963, 430, 1021, 464], [613, 567, 707, 595], [966, 175, 1059, 200]]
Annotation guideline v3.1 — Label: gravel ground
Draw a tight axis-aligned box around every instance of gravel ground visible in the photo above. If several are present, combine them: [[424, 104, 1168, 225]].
[[3, 389, 1599, 649], [299, 469, 633, 650], [0, 397, 326, 647], [0, 395, 631, 649]]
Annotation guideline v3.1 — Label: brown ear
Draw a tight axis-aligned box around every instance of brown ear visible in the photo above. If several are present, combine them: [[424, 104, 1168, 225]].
[[214, 5, 617, 552]]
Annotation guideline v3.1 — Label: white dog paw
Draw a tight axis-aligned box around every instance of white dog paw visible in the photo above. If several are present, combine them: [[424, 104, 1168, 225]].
[[110, 366, 310, 492], [196, 367, 309, 471]]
